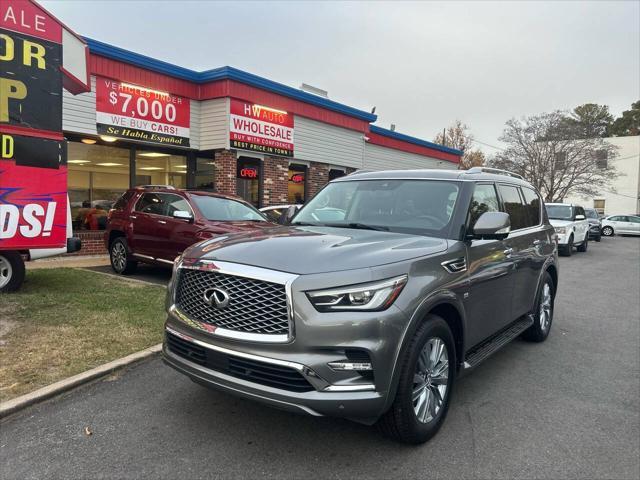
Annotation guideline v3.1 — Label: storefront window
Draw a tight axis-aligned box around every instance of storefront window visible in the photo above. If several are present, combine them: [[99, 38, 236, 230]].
[[288, 164, 306, 204], [135, 150, 187, 188], [236, 156, 261, 207], [195, 157, 215, 190], [67, 142, 131, 230], [329, 168, 346, 181]]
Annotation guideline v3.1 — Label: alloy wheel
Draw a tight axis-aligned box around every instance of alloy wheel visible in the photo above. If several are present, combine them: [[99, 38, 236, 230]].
[[0, 255, 12, 289], [539, 282, 552, 332], [413, 337, 449, 424], [602, 226, 613, 236], [111, 242, 127, 272]]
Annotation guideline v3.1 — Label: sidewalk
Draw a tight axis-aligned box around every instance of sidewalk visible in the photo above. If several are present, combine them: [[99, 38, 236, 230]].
[[27, 255, 110, 270]]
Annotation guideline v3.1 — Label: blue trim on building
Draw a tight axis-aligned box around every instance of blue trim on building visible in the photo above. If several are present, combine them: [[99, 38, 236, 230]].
[[83, 37, 377, 123], [369, 125, 463, 156]]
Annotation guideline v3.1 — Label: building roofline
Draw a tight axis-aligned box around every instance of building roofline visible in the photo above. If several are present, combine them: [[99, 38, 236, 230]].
[[83, 37, 378, 123], [369, 125, 463, 156]]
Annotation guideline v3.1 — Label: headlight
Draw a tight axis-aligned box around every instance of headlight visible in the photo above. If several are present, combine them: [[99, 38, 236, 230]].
[[554, 227, 567, 234], [306, 275, 408, 312]]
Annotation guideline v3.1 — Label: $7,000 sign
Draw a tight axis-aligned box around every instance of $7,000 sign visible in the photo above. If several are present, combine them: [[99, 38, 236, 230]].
[[95, 76, 190, 147]]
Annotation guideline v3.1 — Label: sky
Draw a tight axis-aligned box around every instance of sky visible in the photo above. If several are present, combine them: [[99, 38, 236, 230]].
[[42, 0, 640, 155]]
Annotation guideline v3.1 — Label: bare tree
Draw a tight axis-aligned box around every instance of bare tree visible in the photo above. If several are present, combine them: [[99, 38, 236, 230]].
[[434, 120, 485, 170], [489, 111, 619, 202]]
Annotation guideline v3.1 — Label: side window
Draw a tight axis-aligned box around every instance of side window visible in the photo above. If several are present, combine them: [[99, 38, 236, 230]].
[[629, 216, 640, 224], [468, 183, 500, 229], [497, 184, 528, 230], [161, 194, 192, 217], [113, 191, 134, 211], [575, 206, 586, 219], [521, 188, 541, 226], [135, 193, 166, 216]]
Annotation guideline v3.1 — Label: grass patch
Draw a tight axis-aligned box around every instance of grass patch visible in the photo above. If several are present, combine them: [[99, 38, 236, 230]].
[[0, 268, 166, 401]]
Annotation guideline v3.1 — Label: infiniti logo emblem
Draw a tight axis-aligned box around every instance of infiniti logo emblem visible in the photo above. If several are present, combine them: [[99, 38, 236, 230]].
[[203, 287, 231, 309]]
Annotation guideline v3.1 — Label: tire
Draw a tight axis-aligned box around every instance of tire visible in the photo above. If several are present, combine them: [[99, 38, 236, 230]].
[[0, 251, 26, 293], [109, 237, 138, 275], [559, 235, 573, 257], [377, 315, 455, 444], [577, 235, 588, 252], [522, 272, 555, 342], [602, 226, 614, 236]]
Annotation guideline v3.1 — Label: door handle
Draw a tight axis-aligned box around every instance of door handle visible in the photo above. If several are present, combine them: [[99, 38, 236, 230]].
[[130, 215, 137, 220], [503, 248, 514, 256], [157, 220, 167, 224]]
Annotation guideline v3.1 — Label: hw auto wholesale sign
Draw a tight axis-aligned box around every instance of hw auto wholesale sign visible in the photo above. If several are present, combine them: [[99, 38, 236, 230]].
[[0, 0, 68, 249], [96, 76, 190, 147], [230, 99, 294, 157]]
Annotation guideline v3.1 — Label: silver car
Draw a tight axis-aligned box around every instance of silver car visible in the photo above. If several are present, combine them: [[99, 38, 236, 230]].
[[163, 168, 559, 443], [601, 215, 640, 236]]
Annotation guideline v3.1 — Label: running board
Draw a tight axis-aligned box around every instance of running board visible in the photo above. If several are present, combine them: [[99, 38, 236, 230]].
[[463, 315, 534, 370]]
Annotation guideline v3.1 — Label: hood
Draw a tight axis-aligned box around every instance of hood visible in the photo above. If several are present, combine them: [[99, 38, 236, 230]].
[[200, 220, 275, 234], [587, 218, 601, 225], [184, 226, 448, 275], [548, 219, 573, 227]]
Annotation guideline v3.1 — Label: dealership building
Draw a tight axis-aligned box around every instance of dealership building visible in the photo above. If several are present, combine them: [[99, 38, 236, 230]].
[[61, 37, 462, 252]]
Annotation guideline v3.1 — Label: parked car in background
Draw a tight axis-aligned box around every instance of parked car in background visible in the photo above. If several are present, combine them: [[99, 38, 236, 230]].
[[163, 167, 559, 444], [105, 186, 274, 274], [259, 204, 302, 223], [584, 208, 602, 242], [601, 215, 640, 236], [545, 203, 590, 256]]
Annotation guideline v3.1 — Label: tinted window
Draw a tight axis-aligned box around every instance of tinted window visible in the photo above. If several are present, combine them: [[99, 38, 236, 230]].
[[497, 184, 528, 230], [113, 191, 135, 211], [521, 188, 541, 226], [584, 208, 599, 219], [629, 216, 640, 224], [135, 193, 165, 215], [468, 183, 500, 230], [162, 194, 192, 217], [293, 180, 460, 238], [575, 207, 586, 218]]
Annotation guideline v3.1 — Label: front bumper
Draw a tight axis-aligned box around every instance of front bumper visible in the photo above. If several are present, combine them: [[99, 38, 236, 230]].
[[162, 327, 386, 421], [588, 225, 602, 238]]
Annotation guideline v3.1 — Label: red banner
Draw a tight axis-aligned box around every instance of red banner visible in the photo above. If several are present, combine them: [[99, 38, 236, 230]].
[[230, 99, 294, 157], [1, 0, 68, 250], [96, 76, 190, 147]]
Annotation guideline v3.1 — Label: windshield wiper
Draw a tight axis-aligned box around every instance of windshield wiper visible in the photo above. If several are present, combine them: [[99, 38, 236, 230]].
[[325, 222, 390, 232]]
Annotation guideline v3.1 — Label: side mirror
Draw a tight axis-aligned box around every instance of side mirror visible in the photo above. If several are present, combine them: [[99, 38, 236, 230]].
[[278, 205, 298, 225], [575, 214, 585, 220], [473, 212, 511, 240], [173, 210, 193, 222]]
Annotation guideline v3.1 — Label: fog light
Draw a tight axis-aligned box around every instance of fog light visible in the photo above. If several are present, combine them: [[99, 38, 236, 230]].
[[327, 361, 373, 371]]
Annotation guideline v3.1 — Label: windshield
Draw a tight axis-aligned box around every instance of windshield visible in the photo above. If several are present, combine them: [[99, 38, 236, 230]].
[[545, 205, 573, 220], [292, 179, 460, 237], [190, 195, 267, 222], [584, 209, 599, 219]]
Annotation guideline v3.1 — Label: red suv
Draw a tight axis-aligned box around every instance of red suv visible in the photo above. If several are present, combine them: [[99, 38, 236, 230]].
[[105, 186, 274, 274]]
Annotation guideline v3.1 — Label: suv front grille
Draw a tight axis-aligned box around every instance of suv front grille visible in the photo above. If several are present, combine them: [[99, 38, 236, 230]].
[[166, 332, 313, 392], [175, 269, 290, 337]]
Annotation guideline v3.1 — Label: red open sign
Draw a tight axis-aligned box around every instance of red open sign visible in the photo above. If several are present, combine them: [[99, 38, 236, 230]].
[[240, 167, 258, 179], [290, 173, 304, 184]]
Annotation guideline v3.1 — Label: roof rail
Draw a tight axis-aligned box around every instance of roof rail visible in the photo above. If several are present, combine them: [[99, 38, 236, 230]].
[[138, 185, 177, 190], [465, 167, 524, 180]]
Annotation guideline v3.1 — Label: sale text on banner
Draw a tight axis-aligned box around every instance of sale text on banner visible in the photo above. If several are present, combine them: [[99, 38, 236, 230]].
[[0, 0, 69, 250], [96, 77, 190, 147], [230, 99, 294, 157]]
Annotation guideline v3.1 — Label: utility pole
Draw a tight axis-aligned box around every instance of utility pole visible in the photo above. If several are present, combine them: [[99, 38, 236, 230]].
[[442, 128, 446, 147]]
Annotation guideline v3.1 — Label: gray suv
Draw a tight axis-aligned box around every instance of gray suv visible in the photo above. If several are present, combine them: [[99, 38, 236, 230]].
[[163, 167, 559, 443]]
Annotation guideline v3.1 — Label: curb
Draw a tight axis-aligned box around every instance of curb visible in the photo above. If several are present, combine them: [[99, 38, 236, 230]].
[[77, 267, 167, 288], [0, 343, 162, 419]]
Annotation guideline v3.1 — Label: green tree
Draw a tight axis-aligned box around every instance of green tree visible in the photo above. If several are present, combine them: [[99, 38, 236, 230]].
[[562, 103, 613, 138], [609, 100, 640, 136]]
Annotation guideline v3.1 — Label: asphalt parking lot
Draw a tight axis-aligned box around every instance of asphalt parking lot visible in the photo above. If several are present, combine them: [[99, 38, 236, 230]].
[[1, 236, 639, 480]]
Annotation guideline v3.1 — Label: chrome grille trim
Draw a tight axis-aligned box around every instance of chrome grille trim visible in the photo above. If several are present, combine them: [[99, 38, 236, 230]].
[[173, 260, 297, 343]]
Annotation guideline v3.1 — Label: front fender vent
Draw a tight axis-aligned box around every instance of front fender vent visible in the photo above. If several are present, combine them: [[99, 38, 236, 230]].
[[441, 257, 467, 274]]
